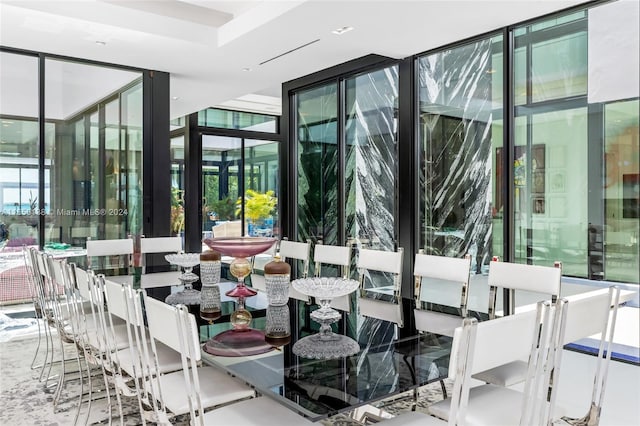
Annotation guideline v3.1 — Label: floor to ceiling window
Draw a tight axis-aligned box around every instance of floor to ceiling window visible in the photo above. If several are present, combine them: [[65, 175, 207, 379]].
[[174, 108, 281, 251], [1, 52, 143, 256], [512, 2, 638, 283]]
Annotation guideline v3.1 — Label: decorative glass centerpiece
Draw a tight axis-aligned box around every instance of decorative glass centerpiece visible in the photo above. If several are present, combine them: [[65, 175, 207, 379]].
[[202, 236, 276, 330], [291, 276, 361, 359], [164, 253, 201, 305]]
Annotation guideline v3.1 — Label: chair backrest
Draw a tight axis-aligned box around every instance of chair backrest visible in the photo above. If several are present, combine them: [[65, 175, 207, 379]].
[[140, 236, 182, 254], [555, 286, 621, 424], [414, 252, 472, 316], [212, 220, 242, 237], [357, 247, 404, 327], [487, 260, 562, 319], [279, 239, 311, 302], [314, 243, 351, 277], [449, 300, 566, 425], [143, 292, 200, 362], [86, 238, 134, 272], [314, 243, 352, 312], [279, 239, 311, 276], [103, 278, 128, 321]]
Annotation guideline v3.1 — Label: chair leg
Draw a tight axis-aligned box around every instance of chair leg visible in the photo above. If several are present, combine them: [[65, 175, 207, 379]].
[[439, 379, 447, 399]]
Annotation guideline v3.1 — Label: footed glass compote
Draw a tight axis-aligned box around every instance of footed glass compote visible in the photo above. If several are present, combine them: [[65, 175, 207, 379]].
[[164, 253, 201, 305], [202, 237, 276, 330], [291, 277, 361, 359]]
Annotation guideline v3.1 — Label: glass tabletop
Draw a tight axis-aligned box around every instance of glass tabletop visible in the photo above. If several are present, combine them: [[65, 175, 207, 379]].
[[198, 297, 454, 422]]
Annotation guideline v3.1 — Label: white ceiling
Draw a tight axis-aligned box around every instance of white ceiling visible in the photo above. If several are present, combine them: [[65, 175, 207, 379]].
[[0, 0, 587, 120]]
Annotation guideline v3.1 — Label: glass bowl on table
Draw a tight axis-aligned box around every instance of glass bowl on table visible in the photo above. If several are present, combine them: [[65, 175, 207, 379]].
[[291, 276, 361, 359], [164, 253, 201, 306]]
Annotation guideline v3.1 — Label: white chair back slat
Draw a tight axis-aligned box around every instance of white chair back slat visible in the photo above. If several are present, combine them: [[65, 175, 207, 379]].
[[86, 238, 134, 257], [143, 294, 200, 362], [279, 240, 310, 262], [414, 253, 471, 283], [314, 244, 350, 268], [357, 248, 403, 274], [359, 297, 404, 325], [453, 309, 538, 376], [488, 260, 561, 295], [140, 236, 182, 254], [104, 279, 128, 321], [562, 288, 613, 344]]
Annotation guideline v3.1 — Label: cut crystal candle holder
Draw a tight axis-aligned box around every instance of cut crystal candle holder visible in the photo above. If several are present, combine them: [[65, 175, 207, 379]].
[[164, 253, 201, 305], [291, 276, 360, 359]]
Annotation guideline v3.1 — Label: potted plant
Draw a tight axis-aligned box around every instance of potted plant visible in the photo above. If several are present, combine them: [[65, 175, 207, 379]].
[[170, 187, 185, 236], [237, 189, 277, 237]]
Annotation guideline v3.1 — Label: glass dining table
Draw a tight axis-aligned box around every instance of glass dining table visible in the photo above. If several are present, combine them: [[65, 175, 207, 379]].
[[191, 282, 456, 423]]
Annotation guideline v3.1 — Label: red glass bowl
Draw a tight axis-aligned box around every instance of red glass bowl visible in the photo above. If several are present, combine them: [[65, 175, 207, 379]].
[[202, 237, 276, 258]]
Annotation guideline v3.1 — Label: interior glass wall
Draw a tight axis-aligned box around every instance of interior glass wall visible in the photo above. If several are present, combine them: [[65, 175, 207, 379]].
[[345, 66, 399, 252], [0, 54, 142, 253], [0, 52, 39, 249], [44, 59, 142, 251], [296, 84, 338, 244], [512, 2, 639, 283], [417, 35, 504, 275]]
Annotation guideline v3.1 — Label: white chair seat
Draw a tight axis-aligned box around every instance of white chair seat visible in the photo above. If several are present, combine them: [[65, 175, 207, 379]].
[[117, 341, 182, 377], [428, 384, 565, 425], [86, 323, 131, 351], [472, 360, 528, 387], [199, 394, 314, 425], [158, 366, 255, 416], [414, 310, 463, 337], [380, 411, 445, 425]]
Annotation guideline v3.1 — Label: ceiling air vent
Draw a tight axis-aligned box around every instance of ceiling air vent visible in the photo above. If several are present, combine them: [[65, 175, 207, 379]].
[[259, 39, 321, 66]]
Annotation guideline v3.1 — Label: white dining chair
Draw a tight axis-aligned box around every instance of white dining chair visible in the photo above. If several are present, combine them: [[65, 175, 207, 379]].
[[413, 251, 472, 337], [427, 299, 567, 426], [472, 259, 562, 387], [141, 292, 255, 424], [174, 304, 315, 425], [357, 247, 404, 327], [313, 242, 352, 312], [86, 238, 134, 274], [554, 286, 621, 425], [279, 239, 311, 302]]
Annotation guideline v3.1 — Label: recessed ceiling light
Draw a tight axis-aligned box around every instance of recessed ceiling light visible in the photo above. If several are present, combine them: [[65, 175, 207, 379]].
[[95, 40, 107, 46], [242, 67, 252, 72], [171, 96, 180, 101], [332, 26, 354, 35]]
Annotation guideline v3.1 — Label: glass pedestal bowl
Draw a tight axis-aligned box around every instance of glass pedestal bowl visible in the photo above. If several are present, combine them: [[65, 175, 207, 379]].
[[164, 253, 201, 305], [202, 237, 276, 330], [291, 276, 361, 359]]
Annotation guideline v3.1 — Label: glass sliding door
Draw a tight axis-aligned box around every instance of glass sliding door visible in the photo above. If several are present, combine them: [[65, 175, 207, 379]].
[[296, 84, 338, 244], [417, 35, 504, 274], [512, 2, 639, 284], [43, 58, 141, 251], [0, 52, 39, 248], [345, 65, 399, 251]]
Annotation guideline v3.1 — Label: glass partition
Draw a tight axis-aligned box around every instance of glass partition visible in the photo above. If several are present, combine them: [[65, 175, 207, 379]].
[[512, 2, 639, 283], [43, 58, 142, 251], [417, 35, 504, 274], [296, 84, 338, 244], [345, 65, 399, 251], [0, 52, 40, 249]]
